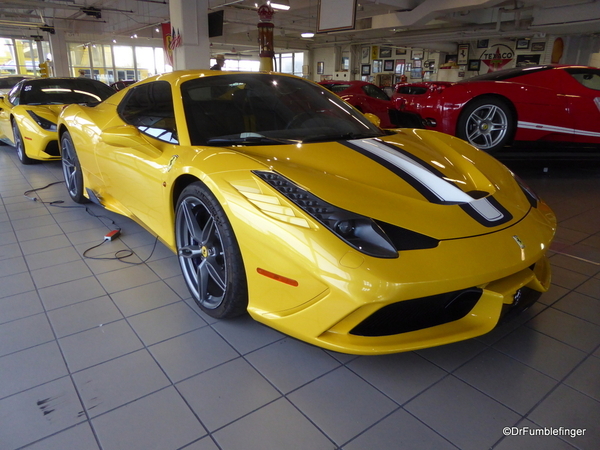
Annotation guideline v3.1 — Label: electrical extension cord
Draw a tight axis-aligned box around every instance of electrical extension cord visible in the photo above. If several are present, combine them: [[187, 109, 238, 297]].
[[104, 230, 121, 241]]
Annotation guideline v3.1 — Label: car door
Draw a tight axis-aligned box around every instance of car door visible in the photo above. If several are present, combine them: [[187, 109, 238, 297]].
[[359, 84, 394, 127], [94, 81, 180, 234], [561, 67, 600, 144]]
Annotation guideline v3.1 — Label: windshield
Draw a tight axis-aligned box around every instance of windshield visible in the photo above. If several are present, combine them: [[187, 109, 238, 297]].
[[18, 78, 115, 105], [181, 74, 385, 145]]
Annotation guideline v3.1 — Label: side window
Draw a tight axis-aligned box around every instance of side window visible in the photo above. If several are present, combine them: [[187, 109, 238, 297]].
[[330, 84, 351, 94], [8, 83, 22, 106], [118, 81, 178, 144], [362, 84, 390, 100], [567, 69, 600, 91]]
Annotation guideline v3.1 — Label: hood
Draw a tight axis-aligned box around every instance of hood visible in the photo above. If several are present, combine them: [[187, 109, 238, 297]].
[[238, 130, 532, 240]]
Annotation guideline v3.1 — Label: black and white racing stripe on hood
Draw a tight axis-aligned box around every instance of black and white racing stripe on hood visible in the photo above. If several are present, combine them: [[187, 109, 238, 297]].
[[343, 138, 513, 227]]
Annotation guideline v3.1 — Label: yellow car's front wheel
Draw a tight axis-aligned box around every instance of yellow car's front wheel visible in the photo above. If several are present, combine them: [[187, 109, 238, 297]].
[[61, 131, 88, 204], [12, 121, 35, 165], [175, 182, 248, 319]]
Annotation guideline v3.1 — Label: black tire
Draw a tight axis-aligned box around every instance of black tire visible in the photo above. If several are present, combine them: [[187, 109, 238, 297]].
[[13, 121, 36, 165], [456, 97, 515, 153], [175, 182, 248, 319], [61, 131, 89, 204]]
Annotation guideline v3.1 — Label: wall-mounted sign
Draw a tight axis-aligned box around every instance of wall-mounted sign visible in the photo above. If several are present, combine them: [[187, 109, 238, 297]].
[[479, 44, 514, 72]]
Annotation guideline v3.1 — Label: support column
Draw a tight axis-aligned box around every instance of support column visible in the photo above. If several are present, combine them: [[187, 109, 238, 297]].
[[257, 4, 275, 72], [169, 0, 211, 70], [48, 21, 70, 77]]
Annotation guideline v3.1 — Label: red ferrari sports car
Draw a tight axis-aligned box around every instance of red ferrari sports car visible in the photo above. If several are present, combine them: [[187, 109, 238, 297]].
[[392, 65, 600, 153], [319, 80, 402, 128]]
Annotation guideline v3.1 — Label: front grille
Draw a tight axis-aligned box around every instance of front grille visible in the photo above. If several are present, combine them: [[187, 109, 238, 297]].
[[350, 288, 482, 337]]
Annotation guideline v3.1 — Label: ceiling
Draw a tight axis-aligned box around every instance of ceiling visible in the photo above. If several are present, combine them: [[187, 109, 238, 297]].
[[1, 0, 599, 56]]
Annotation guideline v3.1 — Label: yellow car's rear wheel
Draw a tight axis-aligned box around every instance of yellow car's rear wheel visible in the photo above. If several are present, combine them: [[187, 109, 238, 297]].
[[12, 121, 35, 165], [175, 182, 248, 319]]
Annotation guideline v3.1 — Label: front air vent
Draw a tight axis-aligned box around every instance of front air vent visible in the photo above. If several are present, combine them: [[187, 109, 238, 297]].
[[350, 288, 482, 337]]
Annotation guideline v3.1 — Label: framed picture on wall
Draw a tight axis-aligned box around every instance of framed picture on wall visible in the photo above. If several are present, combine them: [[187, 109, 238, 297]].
[[371, 46, 379, 61], [477, 39, 489, 48], [411, 50, 424, 60], [457, 44, 469, 65], [516, 38, 530, 49], [468, 59, 480, 71], [372, 59, 382, 73], [317, 61, 324, 74], [395, 59, 405, 74], [383, 59, 394, 71], [413, 59, 422, 68], [396, 48, 407, 55], [361, 64, 371, 75], [380, 47, 392, 58], [516, 54, 541, 66], [379, 74, 393, 87], [361, 46, 370, 63], [531, 42, 546, 52], [341, 56, 349, 71]]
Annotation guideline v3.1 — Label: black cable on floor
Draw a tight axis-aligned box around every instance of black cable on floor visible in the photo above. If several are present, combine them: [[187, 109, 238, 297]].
[[23, 181, 160, 264]]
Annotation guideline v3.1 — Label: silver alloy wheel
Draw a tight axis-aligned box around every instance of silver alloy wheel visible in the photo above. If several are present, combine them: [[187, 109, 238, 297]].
[[464, 103, 509, 150], [176, 195, 227, 310], [61, 136, 78, 198], [14, 125, 23, 159], [12, 122, 29, 164]]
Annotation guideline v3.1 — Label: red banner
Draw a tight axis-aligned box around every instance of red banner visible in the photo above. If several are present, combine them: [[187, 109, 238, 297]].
[[161, 23, 173, 66]]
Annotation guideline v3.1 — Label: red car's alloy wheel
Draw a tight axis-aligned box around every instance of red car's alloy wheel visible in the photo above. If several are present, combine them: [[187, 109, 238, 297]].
[[458, 97, 514, 153]]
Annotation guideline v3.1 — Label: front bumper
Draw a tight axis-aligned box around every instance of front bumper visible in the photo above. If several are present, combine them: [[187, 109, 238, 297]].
[[247, 204, 554, 355]]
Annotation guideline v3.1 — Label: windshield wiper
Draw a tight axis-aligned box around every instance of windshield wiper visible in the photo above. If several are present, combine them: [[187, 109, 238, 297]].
[[206, 135, 298, 146]]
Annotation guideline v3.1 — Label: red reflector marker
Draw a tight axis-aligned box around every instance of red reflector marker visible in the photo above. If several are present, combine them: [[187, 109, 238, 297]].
[[257, 268, 299, 286]]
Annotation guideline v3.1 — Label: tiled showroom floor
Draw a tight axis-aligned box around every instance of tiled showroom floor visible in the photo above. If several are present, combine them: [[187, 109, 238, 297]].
[[1, 144, 599, 450]]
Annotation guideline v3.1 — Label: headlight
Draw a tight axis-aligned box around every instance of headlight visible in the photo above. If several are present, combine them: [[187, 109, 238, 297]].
[[512, 172, 539, 208], [254, 170, 399, 258], [26, 110, 57, 131]]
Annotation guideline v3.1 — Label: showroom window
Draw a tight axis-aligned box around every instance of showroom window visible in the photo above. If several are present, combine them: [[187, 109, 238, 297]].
[[118, 81, 178, 144], [69, 43, 171, 84], [209, 57, 260, 72], [274, 52, 304, 77], [0, 38, 51, 76]]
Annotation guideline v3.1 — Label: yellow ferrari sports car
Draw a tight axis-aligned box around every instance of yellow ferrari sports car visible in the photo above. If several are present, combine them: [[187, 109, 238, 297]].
[[0, 77, 115, 164], [57, 70, 556, 355]]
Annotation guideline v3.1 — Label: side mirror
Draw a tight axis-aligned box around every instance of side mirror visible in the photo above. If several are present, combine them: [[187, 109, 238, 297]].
[[364, 112, 381, 128]]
